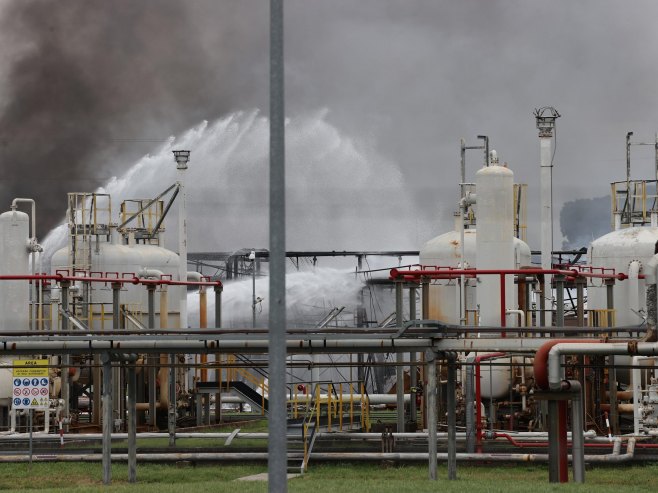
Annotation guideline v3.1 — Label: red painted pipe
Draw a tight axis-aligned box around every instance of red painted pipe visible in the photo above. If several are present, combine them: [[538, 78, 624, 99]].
[[558, 401, 569, 482], [533, 339, 605, 390], [0, 273, 222, 288], [390, 267, 632, 281], [474, 352, 506, 453]]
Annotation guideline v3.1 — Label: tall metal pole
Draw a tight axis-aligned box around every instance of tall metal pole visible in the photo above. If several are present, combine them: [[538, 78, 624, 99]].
[[269, 0, 287, 489], [173, 150, 190, 330], [252, 255, 257, 328], [535, 107, 560, 328]]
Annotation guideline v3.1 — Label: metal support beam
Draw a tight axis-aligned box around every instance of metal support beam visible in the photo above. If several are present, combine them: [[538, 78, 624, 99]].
[[147, 286, 157, 429], [60, 281, 70, 433], [395, 281, 405, 433], [127, 363, 137, 483], [547, 399, 559, 482], [446, 353, 457, 480], [555, 275, 565, 331], [168, 354, 176, 446], [571, 388, 585, 483], [409, 286, 417, 426], [427, 351, 437, 480], [112, 283, 123, 429], [214, 285, 222, 424], [102, 353, 112, 485]]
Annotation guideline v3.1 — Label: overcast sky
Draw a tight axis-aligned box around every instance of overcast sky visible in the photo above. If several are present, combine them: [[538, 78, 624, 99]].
[[1, 1, 657, 250]]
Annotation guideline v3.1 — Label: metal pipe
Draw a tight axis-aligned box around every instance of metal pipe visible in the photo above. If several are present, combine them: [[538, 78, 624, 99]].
[[465, 354, 475, 453], [474, 352, 506, 452], [557, 401, 568, 482], [627, 131, 633, 197], [0, 447, 636, 464]]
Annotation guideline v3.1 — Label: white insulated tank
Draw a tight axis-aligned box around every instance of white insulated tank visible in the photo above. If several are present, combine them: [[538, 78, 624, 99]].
[[0, 210, 30, 331], [51, 238, 181, 329], [0, 210, 30, 402], [475, 164, 516, 326], [588, 226, 658, 327], [420, 211, 531, 325]]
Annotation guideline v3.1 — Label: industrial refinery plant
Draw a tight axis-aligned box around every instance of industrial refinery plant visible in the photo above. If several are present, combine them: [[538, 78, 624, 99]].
[[3, 107, 658, 486]]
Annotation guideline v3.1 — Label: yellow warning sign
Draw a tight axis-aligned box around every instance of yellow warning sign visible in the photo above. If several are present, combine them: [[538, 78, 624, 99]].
[[12, 360, 49, 377]]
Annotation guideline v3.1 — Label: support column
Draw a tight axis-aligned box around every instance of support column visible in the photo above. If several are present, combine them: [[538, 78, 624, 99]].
[[571, 388, 585, 483], [446, 353, 457, 480], [60, 281, 70, 432], [555, 275, 565, 331], [102, 353, 112, 485], [409, 285, 417, 426], [168, 354, 176, 446], [127, 361, 137, 483], [147, 285, 157, 429], [112, 282, 123, 430], [395, 281, 405, 432], [547, 399, 559, 483], [426, 351, 437, 481], [214, 284, 223, 424], [557, 400, 569, 483]]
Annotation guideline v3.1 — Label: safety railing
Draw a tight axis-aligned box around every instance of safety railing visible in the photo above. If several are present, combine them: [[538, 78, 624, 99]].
[[298, 380, 370, 472], [587, 309, 616, 328], [611, 179, 658, 227]]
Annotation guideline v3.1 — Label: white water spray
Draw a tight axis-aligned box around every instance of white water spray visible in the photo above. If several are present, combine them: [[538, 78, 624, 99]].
[[41, 110, 419, 326], [43, 109, 418, 256], [188, 267, 363, 328]]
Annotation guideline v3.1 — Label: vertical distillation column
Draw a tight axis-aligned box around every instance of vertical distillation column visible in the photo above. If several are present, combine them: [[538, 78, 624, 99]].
[[173, 150, 190, 330], [535, 107, 560, 328], [475, 156, 515, 327]]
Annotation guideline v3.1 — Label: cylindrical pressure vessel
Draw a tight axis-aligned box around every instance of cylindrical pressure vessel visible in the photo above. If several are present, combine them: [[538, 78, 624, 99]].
[[475, 165, 515, 326], [0, 210, 30, 331]]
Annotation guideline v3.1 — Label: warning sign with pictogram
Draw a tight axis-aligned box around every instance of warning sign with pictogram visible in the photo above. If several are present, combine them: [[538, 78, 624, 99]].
[[11, 360, 49, 410]]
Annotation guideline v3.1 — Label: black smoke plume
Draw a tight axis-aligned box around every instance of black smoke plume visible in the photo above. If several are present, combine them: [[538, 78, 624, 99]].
[[0, 1, 267, 236]]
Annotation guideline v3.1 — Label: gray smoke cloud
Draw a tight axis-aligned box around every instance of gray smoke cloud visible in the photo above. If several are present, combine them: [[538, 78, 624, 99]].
[[560, 196, 610, 249], [2, 1, 658, 249]]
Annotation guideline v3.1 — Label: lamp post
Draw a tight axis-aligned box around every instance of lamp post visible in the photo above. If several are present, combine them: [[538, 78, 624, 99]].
[[173, 150, 190, 330], [249, 250, 256, 328]]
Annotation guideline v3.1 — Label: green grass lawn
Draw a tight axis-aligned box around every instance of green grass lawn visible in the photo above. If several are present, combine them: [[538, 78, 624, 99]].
[[0, 462, 657, 493]]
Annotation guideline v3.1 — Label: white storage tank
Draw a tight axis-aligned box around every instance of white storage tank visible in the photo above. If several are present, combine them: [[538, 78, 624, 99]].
[[476, 164, 515, 326], [0, 210, 30, 331], [50, 235, 181, 330], [588, 226, 658, 327], [0, 209, 30, 404], [420, 166, 532, 326]]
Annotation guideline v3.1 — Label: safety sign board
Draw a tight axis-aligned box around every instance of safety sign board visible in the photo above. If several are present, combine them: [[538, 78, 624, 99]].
[[12, 360, 49, 410]]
